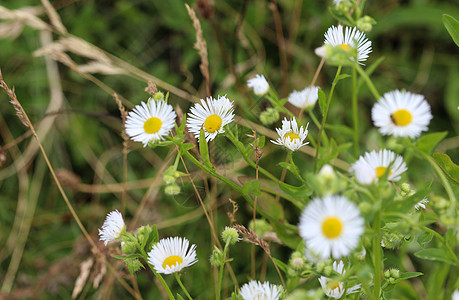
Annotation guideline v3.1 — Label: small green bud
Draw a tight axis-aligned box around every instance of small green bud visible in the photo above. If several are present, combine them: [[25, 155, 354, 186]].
[[165, 184, 181, 195], [336, 0, 353, 12], [400, 191, 407, 197], [259, 107, 280, 126], [121, 241, 136, 254], [356, 16, 376, 33], [388, 277, 396, 284], [323, 265, 333, 276], [153, 92, 165, 102], [400, 183, 411, 193], [136, 225, 152, 246], [381, 231, 404, 249], [289, 256, 306, 271], [358, 202, 372, 214], [221, 227, 240, 245], [384, 270, 391, 278], [124, 258, 144, 274], [316, 260, 326, 273], [390, 268, 400, 279], [210, 246, 224, 267], [163, 175, 176, 185]]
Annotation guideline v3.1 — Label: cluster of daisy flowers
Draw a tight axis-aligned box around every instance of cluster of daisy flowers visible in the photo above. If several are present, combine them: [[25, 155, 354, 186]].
[[98, 210, 198, 275]]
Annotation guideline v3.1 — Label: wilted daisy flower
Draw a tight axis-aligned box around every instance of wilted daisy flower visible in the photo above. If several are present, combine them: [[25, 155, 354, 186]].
[[372, 90, 432, 138], [125, 99, 176, 147], [299, 195, 364, 259], [352, 149, 407, 184], [240, 280, 280, 300], [322, 25, 372, 64], [186, 95, 234, 142], [147, 237, 197, 274], [99, 210, 126, 245], [318, 261, 361, 299], [247, 74, 269, 96], [288, 86, 320, 109], [271, 118, 309, 151], [414, 198, 429, 210]]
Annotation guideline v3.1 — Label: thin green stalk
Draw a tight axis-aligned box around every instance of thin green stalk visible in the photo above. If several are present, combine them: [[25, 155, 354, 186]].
[[351, 65, 359, 157], [313, 65, 342, 172], [175, 273, 193, 300], [307, 108, 321, 129], [217, 239, 231, 300], [288, 150, 304, 182], [372, 207, 382, 300], [354, 64, 381, 100], [127, 234, 176, 300]]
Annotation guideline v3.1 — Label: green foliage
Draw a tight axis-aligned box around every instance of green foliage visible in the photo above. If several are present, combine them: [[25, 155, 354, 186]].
[[443, 14, 459, 46]]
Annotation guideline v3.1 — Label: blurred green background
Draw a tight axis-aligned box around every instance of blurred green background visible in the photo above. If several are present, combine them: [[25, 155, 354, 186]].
[[0, 0, 458, 299]]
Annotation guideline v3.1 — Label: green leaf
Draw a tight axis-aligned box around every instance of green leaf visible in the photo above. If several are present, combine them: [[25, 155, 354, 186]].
[[335, 74, 351, 81], [177, 294, 185, 300], [258, 136, 266, 148], [415, 132, 448, 155], [272, 258, 288, 273], [177, 113, 187, 134], [242, 180, 261, 196], [417, 232, 433, 248], [199, 129, 213, 169], [111, 253, 143, 260], [180, 143, 195, 153], [278, 181, 312, 199], [278, 162, 302, 181], [257, 192, 284, 220], [443, 14, 459, 46], [391, 272, 424, 284], [325, 124, 353, 136], [432, 152, 459, 185], [318, 89, 326, 117], [147, 225, 159, 251], [414, 248, 456, 265]]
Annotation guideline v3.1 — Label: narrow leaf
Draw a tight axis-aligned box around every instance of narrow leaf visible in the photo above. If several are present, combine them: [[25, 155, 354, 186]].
[[318, 89, 326, 117], [199, 129, 213, 169], [443, 14, 459, 47], [414, 248, 456, 265]]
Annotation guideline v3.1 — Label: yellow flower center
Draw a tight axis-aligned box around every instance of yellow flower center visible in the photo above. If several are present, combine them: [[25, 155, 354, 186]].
[[391, 109, 412, 126], [162, 255, 183, 269], [204, 114, 222, 133], [327, 280, 342, 292], [340, 43, 350, 51], [322, 217, 343, 239], [143, 117, 162, 134], [376, 166, 392, 178], [284, 132, 300, 142]]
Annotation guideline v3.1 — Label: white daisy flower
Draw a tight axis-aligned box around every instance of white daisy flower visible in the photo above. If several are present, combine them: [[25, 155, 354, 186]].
[[323, 25, 372, 64], [247, 74, 269, 96], [352, 149, 407, 184], [125, 99, 177, 147], [288, 86, 320, 109], [240, 280, 280, 300], [147, 237, 197, 274], [186, 95, 235, 142], [371, 90, 433, 138], [271, 118, 309, 151], [299, 195, 364, 259], [99, 210, 126, 245], [318, 261, 361, 299], [452, 290, 459, 300]]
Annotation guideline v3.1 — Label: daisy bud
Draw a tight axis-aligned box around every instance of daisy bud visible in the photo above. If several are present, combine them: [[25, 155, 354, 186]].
[[137, 225, 152, 246], [384, 269, 391, 278], [357, 16, 376, 32], [221, 226, 240, 245], [323, 265, 333, 276], [99, 210, 126, 246], [163, 175, 176, 185], [165, 184, 181, 195], [400, 183, 411, 193], [153, 91, 165, 102], [259, 107, 280, 125], [290, 256, 306, 271], [121, 240, 136, 254], [124, 258, 144, 275], [390, 268, 400, 279], [247, 74, 269, 96], [210, 246, 224, 267]]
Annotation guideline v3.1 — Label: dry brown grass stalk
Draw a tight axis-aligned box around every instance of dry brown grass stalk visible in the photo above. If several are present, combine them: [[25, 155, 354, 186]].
[[40, 0, 67, 35], [113, 93, 129, 214], [0, 5, 50, 31], [0, 68, 141, 300], [185, 4, 211, 97]]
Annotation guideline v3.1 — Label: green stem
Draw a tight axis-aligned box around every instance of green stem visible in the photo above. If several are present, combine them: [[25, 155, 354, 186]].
[[313, 65, 342, 172], [175, 273, 193, 300], [130, 237, 175, 300], [372, 201, 382, 300], [354, 64, 381, 100], [307, 108, 321, 129], [420, 226, 459, 265], [217, 239, 231, 300], [351, 65, 359, 158], [289, 150, 304, 182]]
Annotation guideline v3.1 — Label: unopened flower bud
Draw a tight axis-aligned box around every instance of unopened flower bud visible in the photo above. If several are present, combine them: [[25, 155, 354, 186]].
[[221, 227, 240, 245], [259, 107, 280, 126], [121, 241, 136, 254], [136, 225, 152, 245], [165, 184, 181, 195], [124, 258, 144, 274], [390, 268, 400, 279], [400, 183, 411, 193], [357, 16, 376, 33], [153, 92, 165, 102], [323, 265, 333, 276], [210, 246, 224, 267]]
